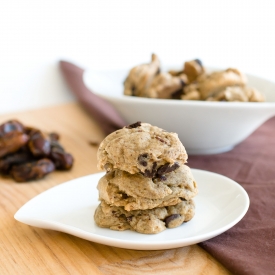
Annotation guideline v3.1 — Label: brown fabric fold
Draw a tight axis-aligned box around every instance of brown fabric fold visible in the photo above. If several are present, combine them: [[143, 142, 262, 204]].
[[59, 60, 275, 275], [188, 117, 275, 275], [59, 61, 126, 135]]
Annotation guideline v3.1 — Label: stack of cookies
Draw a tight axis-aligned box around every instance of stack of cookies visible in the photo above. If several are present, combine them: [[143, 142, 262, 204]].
[[94, 122, 198, 234]]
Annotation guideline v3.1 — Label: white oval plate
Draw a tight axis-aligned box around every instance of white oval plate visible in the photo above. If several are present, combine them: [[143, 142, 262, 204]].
[[14, 169, 249, 250]]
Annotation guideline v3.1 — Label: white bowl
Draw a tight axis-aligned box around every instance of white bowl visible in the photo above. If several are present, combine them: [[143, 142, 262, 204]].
[[83, 67, 275, 155]]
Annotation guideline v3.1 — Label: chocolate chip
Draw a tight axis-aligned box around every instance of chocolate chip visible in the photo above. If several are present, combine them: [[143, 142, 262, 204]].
[[121, 193, 129, 199], [138, 153, 148, 166], [159, 175, 167, 181], [126, 121, 142, 129], [143, 169, 152, 178], [171, 89, 183, 99], [104, 163, 113, 172], [155, 136, 166, 143], [140, 160, 147, 166], [180, 78, 187, 87], [152, 162, 157, 176], [142, 162, 180, 179], [194, 59, 203, 67], [157, 162, 180, 177], [143, 162, 157, 178], [126, 216, 133, 222], [164, 214, 181, 228], [131, 85, 136, 96]]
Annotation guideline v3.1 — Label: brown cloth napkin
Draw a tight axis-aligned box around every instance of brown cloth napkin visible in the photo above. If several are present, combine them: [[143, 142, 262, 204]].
[[188, 117, 275, 275], [59, 61, 126, 135], [59, 60, 275, 275]]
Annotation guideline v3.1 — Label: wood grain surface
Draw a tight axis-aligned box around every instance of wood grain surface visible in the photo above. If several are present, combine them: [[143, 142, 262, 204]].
[[0, 103, 231, 275]]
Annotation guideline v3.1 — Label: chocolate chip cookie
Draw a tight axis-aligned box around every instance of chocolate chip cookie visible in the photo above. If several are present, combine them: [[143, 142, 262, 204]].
[[97, 164, 197, 211], [97, 122, 188, 175], [94, 199, 195, 234], [124, 54, 160, 97]]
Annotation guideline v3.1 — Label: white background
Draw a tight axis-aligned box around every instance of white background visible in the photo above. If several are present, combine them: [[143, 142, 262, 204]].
[[1, 0, 275, 114]]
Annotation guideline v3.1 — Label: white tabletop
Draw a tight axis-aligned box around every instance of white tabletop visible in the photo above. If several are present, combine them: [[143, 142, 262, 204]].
[[1, 0, 275, 114]]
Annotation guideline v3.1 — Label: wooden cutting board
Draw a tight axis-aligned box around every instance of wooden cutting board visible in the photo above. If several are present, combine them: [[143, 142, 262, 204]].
[[0, 102, 231, 275]]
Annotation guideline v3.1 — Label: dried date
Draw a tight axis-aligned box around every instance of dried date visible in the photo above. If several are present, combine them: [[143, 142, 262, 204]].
[[50, 150, 74, 170], [10, 158, 55, 182], [0, 132, 29, 158], [49, 140, 73, 170], [0, 150, 34, 174], [0, 120, 24, 137], [28, 130, 51, 157], [50, 140, 64, 152], [0, 119, 74, 182]]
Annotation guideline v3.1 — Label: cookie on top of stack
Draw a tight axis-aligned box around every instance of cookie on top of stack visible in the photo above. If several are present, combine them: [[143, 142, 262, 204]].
[[94, 122, 198, 234]]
